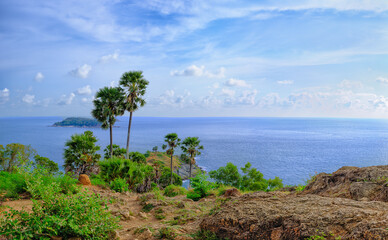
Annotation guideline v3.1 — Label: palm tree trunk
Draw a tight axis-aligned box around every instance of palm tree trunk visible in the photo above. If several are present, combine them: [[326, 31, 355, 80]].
[[189, 153, 193, 188], [126, 111, 133, 159], [110, 124, 113, 158], [170, 154, 173, 185]]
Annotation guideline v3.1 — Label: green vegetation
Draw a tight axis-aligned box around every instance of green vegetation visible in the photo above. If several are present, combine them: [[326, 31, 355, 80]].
[[187, 174, 216, 201], [128, 151, 147, 164], [110, 177, 129, 193], [209, 162, 283, 192], [52, 117, 101, 127], [0, 143, 36, 172], [164, 185, 187, 197], [181, 137, 204, 186], [92, 86, 125, 158], [192, 230, 223, 240], [0, 171, 26, 199], [103, 144, 126, 159], [63, 131, 101, 175], [164, 133, 181, 185], [119, 71, 149, 159], [33, 154, 59, 173]]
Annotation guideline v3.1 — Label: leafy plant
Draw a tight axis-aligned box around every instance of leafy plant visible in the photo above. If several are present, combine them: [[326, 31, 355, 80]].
[[0, 143, 36, 172], [164, 185, 187, 197], [0, 191, 120, 239], [164, 133, 181, 185], [110, 177, 129, 192], [0, 171, 26, 199], [63, 131, 101, 175], [187, 173, 216, 201], [128, 151, 147, 164], [33, 154, 59, 174], [103, 144, 126, 159]]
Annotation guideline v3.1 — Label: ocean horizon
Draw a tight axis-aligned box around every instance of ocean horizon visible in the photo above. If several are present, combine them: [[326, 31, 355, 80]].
[[1, 116, 388, 186]]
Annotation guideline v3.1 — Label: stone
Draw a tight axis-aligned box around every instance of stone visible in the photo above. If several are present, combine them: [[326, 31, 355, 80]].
[[223, 188, 241, 197]]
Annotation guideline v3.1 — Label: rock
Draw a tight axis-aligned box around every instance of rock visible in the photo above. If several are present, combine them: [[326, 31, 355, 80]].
[[302, 165, 388, 202], [137, 229, 153, 240], [138, 212, 148, 219], [200, 192, 388, 240], [223, 188, 241, 197], [78, 174, 91, 186]]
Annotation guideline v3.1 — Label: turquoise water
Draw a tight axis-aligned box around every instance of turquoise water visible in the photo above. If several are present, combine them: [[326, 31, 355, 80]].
[[1, 117, 388, 185]]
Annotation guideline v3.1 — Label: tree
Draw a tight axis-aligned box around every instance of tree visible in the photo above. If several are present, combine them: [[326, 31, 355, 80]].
[[92, 87, 125, 158], [119, 71, 149, 159], [164, 133, 181, 185], [128, 152, 146, 164], [0, 143, 36, 172], [181, 137, 203, 186], [64, 131, 101, 175], [103, 144, 126, 159], [152, 146, 158, 152], [34, 155, 59, 173]]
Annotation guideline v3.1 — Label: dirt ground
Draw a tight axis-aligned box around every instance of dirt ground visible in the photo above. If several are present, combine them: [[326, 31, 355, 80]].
[[0, 186, 218, 240]]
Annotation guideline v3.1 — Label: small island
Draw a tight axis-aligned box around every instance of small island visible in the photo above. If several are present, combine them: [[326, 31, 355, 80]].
[[52, 117, 101, 128]]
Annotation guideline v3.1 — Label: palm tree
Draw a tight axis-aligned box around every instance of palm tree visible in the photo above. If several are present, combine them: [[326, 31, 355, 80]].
[[164, 133, 181, 185], [119, 71, 149, 159], [92, 87, 125, 158], [181, 137, 203, 186]]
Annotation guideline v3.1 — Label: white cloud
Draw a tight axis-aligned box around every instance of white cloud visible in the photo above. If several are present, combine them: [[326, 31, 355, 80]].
[[171, 65, 204, 77], [22, 94, 35, 104], [69, 64, 92, 79], [237, 89, 258, 105], [377, 76, 388, 84], [99, 52, 119, 63], [171, 65, 225, 78], [221, 88, 235, 97], [224, 78, 250, 87], [277, 80, 293, 85], [58, 93, 75, 105], [0, 88, 10, 104], [34, 72, 44, 82], [339, 80, 363, 89], [76, 85, 92, 95], [154, 89, 191, 107]]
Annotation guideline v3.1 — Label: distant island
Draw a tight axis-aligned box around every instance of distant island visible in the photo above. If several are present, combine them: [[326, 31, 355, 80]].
[[52, 117, 101, 128]]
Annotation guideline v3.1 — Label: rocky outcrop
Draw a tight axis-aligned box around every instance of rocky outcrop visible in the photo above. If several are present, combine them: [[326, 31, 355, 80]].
[[302, 165, 388, 202], [175, 163, 202, 180], [200, 192, 388, 240]]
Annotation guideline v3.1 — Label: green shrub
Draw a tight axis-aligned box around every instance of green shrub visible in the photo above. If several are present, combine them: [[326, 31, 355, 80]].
[[0, 191, 120, 239], [209, 162, 283, 192], [187, 173, 216, 201], [34, 155, 59, 174], [90, 174, 108, 188], [128, 152, 147, 164], [0, 171, 26, 199], [99, 157, 155, 192], [159, 166, 182, 187], [110, 178, 129, 193], [164, 185, 187, 197], [142, 203, 155, 212], [54, 173, 80, 195], [157, 227, 176, 240], [103, 144, 126, 159]]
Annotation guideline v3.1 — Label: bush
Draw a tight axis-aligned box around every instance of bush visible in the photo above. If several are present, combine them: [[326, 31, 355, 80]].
[[159, 166, 182, 188], [0, 143, 36, 172], [187, 174, 216, 201], [128, 152, 147, 164], [209, 162, 283, 192], [164, 185, 187, 197], [34, 155, 59, 173], [99, 157, 155, 192], [90, 174, 108, 188], [110, 178, 129, 193], [0, 191, 120, 239], [103, 144, 126, 159], [0, 171, 26, 199]]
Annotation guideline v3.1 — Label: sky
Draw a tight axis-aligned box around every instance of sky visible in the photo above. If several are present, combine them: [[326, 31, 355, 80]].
[[1, 0, 388, 118]]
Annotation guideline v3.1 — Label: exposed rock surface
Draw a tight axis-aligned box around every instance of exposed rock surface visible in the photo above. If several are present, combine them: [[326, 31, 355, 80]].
[[78, 174, 91, 186], [175, 163, 202, 180], [200, 192, 388, 240], [302, 165, 388, 202], [223, 188, 241, 197]]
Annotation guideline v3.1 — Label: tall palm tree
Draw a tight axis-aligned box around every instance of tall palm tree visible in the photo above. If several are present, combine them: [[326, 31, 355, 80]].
[[164, 133, 181, 185], [181, 137, 203, 186], [119, 71, 149, 159], [92, 87, 125, 158]]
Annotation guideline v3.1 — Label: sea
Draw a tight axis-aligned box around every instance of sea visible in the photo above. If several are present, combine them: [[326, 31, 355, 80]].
[[1, 116, 388, 186]]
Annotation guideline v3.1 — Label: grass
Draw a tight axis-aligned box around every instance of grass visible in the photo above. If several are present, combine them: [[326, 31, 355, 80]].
[[146, 152, 181, 169]]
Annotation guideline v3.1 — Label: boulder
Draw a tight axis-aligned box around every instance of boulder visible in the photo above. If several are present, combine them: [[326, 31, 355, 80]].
[[200, 192, 388, 240], [302, 165, 388, 202], [78, 174, 91, 186]]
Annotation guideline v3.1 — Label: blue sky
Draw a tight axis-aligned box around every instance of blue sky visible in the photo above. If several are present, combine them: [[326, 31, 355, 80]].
[[1, 0, 388, 118]]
